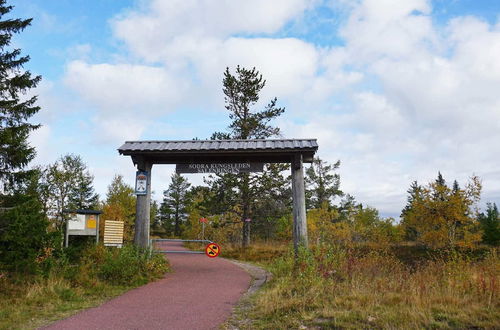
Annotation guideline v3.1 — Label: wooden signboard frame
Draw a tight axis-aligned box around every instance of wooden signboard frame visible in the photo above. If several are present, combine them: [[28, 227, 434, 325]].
[[64, 210, 101, 248]]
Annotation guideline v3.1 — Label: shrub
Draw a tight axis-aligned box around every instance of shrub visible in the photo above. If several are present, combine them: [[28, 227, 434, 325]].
[[253, 244, 500, 328], [93, 245, 168, 286], [0, 199, 59, 274]]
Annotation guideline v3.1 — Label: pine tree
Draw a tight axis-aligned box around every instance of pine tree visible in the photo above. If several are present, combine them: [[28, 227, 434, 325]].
[[251, 163, 291, 240], [0, 1, 41, 199], [149, 200, 160, 232], [305, 157, 342, 209], [158, 199, 174, 236], [478, 202, 500, 246], [209, 66, 286, 247], [44, 154, 98, 231], [433, 171, 447, 201], [221, 66, 284, 139], [163, 173, 190, 237], [68, 159, 99, 210], [400, 181, 423, 240], [337, 194, 358, 222]]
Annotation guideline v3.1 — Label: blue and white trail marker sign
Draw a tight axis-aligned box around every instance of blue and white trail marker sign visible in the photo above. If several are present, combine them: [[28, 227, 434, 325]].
[[135, 171, 148, 195]]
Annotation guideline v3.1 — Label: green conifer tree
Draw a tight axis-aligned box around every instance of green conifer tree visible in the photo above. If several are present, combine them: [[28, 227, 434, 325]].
[[0, 2, 56, 272], [478, 202, 500, 246], [163, 173, 190, 237], [209, 66, 286, 247], [0, 0, 41, 199], [400, 180, 423, 240]]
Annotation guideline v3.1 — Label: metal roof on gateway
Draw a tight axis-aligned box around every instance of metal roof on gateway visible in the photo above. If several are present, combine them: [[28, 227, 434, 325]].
[[118, 139, 318, 164], [119, 139, 317, 152]]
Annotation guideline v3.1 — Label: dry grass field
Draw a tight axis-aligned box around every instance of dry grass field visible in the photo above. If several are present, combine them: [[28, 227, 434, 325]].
[[224, 243, 500, 329]]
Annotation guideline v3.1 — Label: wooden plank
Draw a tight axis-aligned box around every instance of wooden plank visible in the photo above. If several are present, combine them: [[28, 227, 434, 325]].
[[104, 220, 124, 246]]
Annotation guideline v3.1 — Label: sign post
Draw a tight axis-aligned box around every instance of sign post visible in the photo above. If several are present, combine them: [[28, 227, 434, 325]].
[[200, 217, 207, 240], [134, 160, 152, 249]]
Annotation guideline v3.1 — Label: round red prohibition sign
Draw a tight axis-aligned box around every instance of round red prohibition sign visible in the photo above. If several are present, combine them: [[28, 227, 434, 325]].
[[205, 243, 221, 258]]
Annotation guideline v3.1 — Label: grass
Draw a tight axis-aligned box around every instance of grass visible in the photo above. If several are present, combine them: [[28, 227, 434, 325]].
[[184, 240, 289, 264], [0, 275, 132, 330], [0, 245, 170, 330], [228, 243, 500, 329]]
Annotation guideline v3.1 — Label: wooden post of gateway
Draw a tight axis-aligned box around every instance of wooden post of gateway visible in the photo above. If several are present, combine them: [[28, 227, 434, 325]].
[[134, 158, 152, 249], [291, 154, 308, 254]]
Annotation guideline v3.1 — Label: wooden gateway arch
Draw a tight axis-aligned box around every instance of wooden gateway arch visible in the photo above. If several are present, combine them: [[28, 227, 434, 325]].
[[118, 139, 318, 253]]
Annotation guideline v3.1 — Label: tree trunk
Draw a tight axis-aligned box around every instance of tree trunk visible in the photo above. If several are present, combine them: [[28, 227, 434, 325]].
[[241, 173, 251, 247], [174, 207, 180, 236]]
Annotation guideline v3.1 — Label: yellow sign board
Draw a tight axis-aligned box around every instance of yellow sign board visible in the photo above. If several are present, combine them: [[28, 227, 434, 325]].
[[87, 215, 96, 229]]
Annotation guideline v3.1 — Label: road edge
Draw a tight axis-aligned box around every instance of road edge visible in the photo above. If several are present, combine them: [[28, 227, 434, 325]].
[[221, 259, 272, 329]]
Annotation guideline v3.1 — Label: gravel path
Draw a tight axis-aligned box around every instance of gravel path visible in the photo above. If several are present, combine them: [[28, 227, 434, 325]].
[[42, 241, 251, 330]]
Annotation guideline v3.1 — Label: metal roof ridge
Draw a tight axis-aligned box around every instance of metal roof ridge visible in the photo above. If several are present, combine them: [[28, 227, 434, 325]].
[[121, 138, 317, 144]]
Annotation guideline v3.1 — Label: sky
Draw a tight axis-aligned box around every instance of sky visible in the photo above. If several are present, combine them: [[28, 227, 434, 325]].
[[10, 0, 500, 218]]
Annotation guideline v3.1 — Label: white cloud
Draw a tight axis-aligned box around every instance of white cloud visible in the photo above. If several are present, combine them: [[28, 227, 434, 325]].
[[64, 60, 186, 115], [112, 0, 315, 62], [319, 0, 500, 212], [64, 60, 193, 143], [340, 0, 434, 63], [55, 0, 500, 214]]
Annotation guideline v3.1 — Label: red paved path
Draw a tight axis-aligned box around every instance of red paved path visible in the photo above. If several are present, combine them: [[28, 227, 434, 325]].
[[43, 242, 251, 330]]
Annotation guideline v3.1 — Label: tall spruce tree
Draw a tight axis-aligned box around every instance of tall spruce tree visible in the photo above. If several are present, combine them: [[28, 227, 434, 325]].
[[0, 1, 41, 200], [162, 173, 190, 237], [209, 66, 286, 247], [478, 202, 500, 246], [400, 180, 423, 240], [68, 160, 99, 210], [0, 3, 57, 272], [158, 199, 174, 236]]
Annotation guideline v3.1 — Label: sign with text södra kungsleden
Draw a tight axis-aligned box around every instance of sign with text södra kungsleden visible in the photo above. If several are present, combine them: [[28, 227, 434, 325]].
[[176, 162, 264, 174]]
